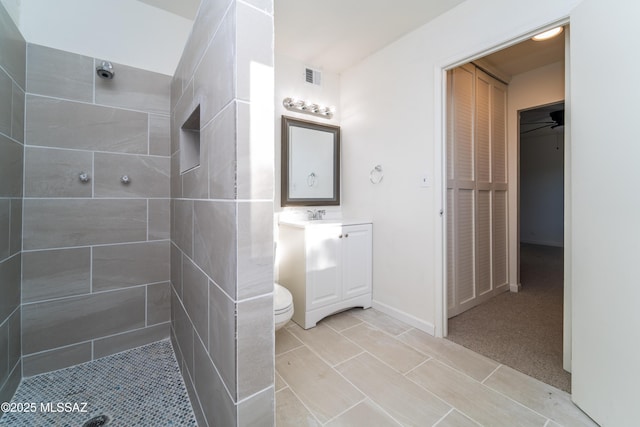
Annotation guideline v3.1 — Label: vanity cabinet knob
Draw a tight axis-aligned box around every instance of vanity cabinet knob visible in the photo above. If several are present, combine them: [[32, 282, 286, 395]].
[[338, 235, 343, 239], [345, 234, 349, 238]]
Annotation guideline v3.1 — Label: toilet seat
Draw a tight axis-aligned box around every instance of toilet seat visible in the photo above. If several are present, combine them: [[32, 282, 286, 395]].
[[274, 283, 293, 312], [274, 283, 293, 330], [275, 305, 292, 315]]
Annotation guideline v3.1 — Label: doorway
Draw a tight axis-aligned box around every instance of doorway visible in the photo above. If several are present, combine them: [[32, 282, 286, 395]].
[[443, 30, 568, 391], [520, 103, 565, 248]]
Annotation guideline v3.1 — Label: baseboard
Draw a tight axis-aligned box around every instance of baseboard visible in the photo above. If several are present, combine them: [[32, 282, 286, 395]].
[[371, 300, 435, 336], [510, 282, 522, 292], [520, 239, 564, 248]]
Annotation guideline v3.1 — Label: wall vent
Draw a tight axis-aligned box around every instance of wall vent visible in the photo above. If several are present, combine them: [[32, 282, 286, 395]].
[[305, 67, 322, 86]]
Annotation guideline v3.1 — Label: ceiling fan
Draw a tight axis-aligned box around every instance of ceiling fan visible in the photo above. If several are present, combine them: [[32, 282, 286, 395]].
[[521, 110, 564, 134]]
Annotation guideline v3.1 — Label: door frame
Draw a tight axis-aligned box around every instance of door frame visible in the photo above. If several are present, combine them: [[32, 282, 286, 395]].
[[434, 19, 571, 373]]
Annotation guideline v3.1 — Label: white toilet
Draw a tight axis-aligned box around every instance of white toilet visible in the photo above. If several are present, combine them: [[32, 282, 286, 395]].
[[274, 283, 294, 331]]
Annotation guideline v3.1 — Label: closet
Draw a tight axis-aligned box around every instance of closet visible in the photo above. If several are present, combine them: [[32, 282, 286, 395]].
[[447, 63, 509, 318]]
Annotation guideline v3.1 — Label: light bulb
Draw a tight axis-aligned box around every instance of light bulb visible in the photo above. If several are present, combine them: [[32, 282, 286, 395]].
[[532, 27, 564, 41]]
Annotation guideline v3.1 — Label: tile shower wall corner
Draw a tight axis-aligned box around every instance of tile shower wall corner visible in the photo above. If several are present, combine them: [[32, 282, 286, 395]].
[[0, 0, 24, 404], [170, 0, 275, 425], [21, 43, 172, 376]]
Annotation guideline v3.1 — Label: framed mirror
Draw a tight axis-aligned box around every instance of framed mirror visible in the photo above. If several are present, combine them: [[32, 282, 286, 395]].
[[282, 116, 340, 206]]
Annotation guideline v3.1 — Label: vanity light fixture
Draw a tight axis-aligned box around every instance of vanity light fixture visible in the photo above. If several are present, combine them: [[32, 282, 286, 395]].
[[532, 26, 564, 41], [283, 97, 334, 119]]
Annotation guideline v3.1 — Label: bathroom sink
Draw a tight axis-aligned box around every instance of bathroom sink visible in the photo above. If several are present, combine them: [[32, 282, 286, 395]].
[[279, 218, 371, 228], [279, 219, 340, 227]]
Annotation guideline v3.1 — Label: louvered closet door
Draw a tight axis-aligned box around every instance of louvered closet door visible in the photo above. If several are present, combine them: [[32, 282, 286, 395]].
[[447, 64, 476, 317], [491, 80, 508, 290], [447, 65, 508, 318], [476, 71, 492, 297]]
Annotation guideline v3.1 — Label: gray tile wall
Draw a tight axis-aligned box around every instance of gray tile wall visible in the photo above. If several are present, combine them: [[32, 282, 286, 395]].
[[0, 1, 24, 405], [21, 43, 173, 376], [170, 1, 275, 425]]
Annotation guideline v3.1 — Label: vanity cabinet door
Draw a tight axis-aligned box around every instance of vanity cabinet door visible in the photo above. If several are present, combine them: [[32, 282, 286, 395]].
[[342, 224, 372, 299], [306, 225, 342, 310]]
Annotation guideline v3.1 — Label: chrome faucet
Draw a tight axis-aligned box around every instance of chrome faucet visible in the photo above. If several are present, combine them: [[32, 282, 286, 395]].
[[307, 209, 326, 220]]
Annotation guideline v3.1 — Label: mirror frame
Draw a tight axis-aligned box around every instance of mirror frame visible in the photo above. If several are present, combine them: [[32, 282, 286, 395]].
[[281, 116, 340, 206]]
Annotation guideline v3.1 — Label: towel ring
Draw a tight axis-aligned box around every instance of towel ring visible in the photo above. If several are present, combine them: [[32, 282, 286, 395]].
[[369, 165, 383, 184], [307, 172, 317, 187]]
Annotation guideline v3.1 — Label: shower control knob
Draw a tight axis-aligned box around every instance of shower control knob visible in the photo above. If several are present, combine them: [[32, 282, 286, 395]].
[[121, 175, 131, 185], [79, 172, 90, 183]]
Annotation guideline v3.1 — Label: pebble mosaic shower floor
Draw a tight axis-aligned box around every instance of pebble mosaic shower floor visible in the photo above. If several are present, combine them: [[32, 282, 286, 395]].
[[0, 340, 197, 426]]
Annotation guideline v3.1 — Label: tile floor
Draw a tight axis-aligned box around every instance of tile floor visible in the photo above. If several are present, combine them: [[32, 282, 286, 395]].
[[275, 308, 598, 427], [0, 340, 196, 427]]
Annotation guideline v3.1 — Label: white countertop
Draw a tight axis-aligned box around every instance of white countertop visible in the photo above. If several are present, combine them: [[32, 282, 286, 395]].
[[278, 219, 372, 228]]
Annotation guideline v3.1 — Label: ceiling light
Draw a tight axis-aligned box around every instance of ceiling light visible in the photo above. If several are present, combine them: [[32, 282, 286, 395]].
[[532, 27, 564, 41]]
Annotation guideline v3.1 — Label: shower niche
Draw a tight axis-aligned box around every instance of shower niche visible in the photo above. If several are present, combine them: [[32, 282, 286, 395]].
[[180, 105, 201, 174]]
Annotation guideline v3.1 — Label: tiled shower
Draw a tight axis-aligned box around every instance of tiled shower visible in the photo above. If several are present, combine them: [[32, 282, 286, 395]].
[[0, 0, 275, 425], [21, 43, 172, 378], [0, 0, 24, 407]]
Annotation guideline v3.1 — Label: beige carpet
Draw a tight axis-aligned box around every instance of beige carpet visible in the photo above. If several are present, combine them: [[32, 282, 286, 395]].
[[446, 244, 570, 392]]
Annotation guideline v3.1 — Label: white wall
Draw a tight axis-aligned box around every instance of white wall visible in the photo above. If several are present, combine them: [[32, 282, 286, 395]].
[[507, 61, 565, 286], [340, 0, 580, 335], [570, 0, 640, 423], [520, 131, 564, 246], [0, 0, 19, 25], [275, 53, 341, 216], [340, 40, 438, 332], [13, 0, 193, 75]]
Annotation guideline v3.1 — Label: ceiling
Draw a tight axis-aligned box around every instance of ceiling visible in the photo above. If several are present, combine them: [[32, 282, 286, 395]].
[[480, 33, 565, 78], [136, 0, 199, 20], [274, 0, 466, 73], [140, 0, 564, 78]]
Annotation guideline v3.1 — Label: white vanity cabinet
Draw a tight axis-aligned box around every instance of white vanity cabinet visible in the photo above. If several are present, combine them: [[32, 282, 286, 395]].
[[278, 220, 372, 329]]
